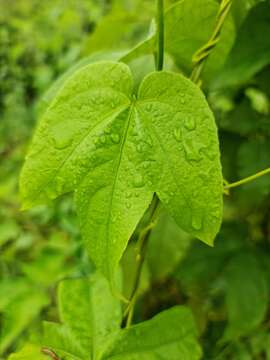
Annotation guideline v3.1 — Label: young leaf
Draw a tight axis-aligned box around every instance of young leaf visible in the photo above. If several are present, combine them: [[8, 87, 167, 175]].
[[20, 61, 223, 281], [100, 306, 202, 360], [42, 275, 201, 360], [223, 252, 268, 340], [0, 280, 49, 355], [43, 273, 122, 359], [214, 1, 270, 88]]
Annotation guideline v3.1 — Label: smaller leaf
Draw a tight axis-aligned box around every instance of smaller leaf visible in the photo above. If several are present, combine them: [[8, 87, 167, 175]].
[[223, 252, 268, 340], [42, 273, 121, 360], [42, 273, 201, 360], [214, 1, 270, 88], [0, 282, 49, 355], [100, 306, 202, 360], [147, 210, 191, 280]]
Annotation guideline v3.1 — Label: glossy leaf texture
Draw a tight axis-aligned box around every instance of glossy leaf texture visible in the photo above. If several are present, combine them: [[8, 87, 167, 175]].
[[20, 61, 223, 281], [214, 1, 270, 88], [41, 275, 202, 360]]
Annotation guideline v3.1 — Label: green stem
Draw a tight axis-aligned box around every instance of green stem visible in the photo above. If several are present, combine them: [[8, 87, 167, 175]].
[[190, 0, 233, 85], [124, 0, 165, 327], [156, 0, 164, 71], [124, 0, 235, 327], [224, 167, 270, 190]]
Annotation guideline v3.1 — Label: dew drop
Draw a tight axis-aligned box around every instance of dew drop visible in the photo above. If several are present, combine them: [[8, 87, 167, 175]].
[[133, 174, 144, 188], [143, 162, 149, 169], [211, 206, 221, 219], [183, 139, 201, 162], [99, 135, 107, 145], [53, 131, 73, 150], [192, 213, 203, 230], [137, 143, 144, 153], [184, 116, 196, 131], [126, 191, 132, 199], [111, 133, 120, 144], [173, 127, 182, 142]]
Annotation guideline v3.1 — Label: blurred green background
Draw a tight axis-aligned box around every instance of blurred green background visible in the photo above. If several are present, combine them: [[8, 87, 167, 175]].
[[1, 0, 270, 359]]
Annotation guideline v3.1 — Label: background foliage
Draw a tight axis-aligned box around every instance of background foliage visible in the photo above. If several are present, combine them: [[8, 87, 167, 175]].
[[1, 0, 270, 359]]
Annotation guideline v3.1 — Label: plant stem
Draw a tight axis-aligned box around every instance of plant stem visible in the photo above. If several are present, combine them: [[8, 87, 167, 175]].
[[124, 0, 235, 327], [123, 196, 160, 327], [124, 0, 165, 327], [224, 167, 270, 190], [189, 0, 270, 190], [190, 0, 233, 85], [156, 0, 164, 71], [41, 348, 60, 360]]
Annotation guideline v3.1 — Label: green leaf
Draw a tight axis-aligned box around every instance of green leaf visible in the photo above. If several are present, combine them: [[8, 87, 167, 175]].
[[0, 219, 20, 247], [83, 11, 151, 56], [231, 0, 262, 28], [224, 252, 268, 340], [20, 61, 223, 281], [147, 210, 191, 280], [100, 307, 202, 360], [43, 273, 122, 360], [42, 275, 201, 360], [38, 51, 127, 116], [236, 138, 270, 208], [0, 281, 49, 355], [8, 344, 49, 360], [214, 1, 270, 88]]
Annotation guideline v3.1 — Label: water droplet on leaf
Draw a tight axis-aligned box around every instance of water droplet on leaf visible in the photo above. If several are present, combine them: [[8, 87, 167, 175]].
[[173, 128, 182, 142], [111, 133, 120, 144], [192, 213, 203, 230], [184, 116, 196, 131]]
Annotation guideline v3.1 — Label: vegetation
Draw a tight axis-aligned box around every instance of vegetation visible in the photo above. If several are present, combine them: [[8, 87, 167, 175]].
[[1, 0, 270, 358]]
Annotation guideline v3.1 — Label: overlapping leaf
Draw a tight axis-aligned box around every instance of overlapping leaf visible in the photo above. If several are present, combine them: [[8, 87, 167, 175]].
[[43, 274, 122, 359], [224, 252, 268, 340], [214, 1, 270, 88], [20, 61, 223, 282], [122, 0, 235, 83], [41, 275, 201, 359]]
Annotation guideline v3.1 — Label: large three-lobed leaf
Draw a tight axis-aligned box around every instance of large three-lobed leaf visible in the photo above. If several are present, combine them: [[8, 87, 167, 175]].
[[20, 61, 223, 281]]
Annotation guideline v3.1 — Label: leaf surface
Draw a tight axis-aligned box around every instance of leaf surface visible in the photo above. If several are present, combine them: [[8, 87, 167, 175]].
[[0, 280, 49, 355], [20, 61, 223, 281], [224, 253, 268, 340], [8, 345, 49, 360], [101, 307, 202, 360], [43, 274, 121, 360], [42, 276, 201, 360]]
